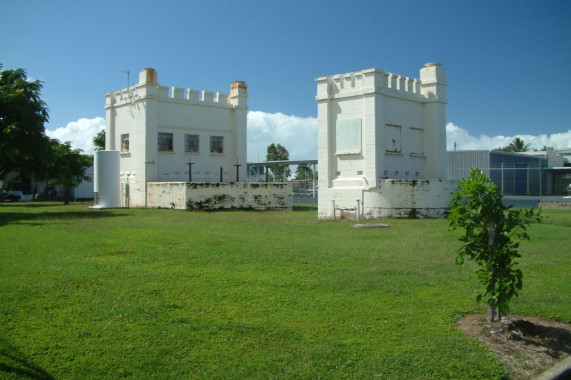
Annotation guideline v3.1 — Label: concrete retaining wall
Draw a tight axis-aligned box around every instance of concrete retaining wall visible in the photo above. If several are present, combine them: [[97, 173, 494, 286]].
[[147, 182, 292, 211], [318, 179, 457, 219]]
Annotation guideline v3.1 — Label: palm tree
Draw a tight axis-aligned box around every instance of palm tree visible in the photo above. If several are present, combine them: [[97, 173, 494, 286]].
[[501, 137, 530, 152]]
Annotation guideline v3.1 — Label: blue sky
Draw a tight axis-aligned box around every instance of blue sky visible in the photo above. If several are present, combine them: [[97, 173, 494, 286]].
[[1, 0, 570, 160]]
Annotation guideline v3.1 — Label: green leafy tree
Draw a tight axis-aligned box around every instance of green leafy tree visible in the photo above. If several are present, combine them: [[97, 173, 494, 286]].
[[266, 143, 290, 182], [0, 64, 52, 189], [499, 137, 530, 152], [93, 130, 105, 151], [47, 138, 92, 204], [294, 164, 315, 180], [448, 169, 542, 322]]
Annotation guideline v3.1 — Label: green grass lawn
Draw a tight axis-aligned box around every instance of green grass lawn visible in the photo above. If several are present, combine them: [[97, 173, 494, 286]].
[[0, 203, 569, 379]]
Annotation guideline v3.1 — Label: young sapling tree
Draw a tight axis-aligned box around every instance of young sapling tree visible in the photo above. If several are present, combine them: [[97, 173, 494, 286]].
[[448, 169, 542, 322]]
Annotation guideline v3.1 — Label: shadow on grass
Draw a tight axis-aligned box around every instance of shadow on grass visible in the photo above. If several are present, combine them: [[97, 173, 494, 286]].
[[509, 319, 571, 358], [0, 338, 55, 379], [292, 204, 317, 212], [0, 202, 67, 208], [184, 205, 317, 213], [0, 209, 128, 226]]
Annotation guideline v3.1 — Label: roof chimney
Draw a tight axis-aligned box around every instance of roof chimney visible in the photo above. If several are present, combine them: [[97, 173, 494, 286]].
[[139, 68, 158, 85]]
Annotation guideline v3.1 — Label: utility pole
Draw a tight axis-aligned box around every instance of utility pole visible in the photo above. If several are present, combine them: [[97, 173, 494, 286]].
[[186, 159, 194, 182], [234, 158, 242, 182]]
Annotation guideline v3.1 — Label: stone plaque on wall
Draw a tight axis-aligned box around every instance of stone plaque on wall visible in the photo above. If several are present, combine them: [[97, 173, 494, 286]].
[[335, 118, 362, 155]]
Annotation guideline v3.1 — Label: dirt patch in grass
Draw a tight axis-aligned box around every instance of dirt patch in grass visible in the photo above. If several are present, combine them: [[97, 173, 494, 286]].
[[456, 314, 571, 379]]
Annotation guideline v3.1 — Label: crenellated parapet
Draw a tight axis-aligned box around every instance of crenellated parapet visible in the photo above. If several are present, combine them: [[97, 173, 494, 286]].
[[316, 64, 445, 103], [106, 68, 247, 109], [158, 86, 233, 107]]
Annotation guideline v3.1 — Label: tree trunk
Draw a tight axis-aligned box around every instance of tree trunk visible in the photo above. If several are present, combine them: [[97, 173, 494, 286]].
[[63, 188, 71, 205], [487, 220, 497, 322], [487, 304, 495, 323]]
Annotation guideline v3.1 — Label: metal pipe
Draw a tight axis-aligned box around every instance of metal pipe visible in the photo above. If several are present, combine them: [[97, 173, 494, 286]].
[[332, 200, 336, 220], [312, 163, 317, 198], [539, 157, 542, 202]]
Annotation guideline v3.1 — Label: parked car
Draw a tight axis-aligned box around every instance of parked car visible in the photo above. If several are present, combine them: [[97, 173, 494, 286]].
[[0, 190, 21, 202]]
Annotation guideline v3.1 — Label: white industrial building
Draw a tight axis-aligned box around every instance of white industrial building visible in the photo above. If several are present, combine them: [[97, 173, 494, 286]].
[[316, 63, 456, 219]]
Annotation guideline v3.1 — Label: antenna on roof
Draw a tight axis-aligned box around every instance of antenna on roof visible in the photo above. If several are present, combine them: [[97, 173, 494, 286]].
[[110, 69, 138, 107], [110, 69, 130, 89]]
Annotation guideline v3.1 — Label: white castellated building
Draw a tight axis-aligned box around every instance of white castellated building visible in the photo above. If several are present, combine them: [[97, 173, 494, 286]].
[[105, 68, 248, 208], [316, 63, 456, 219]]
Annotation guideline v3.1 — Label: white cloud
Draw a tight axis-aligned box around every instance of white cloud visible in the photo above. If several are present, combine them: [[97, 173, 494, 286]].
[[46, 117, 105, 155], [46, 114, 569, 161], [247, 111, 317, 162], [446, 123, 571, 151]]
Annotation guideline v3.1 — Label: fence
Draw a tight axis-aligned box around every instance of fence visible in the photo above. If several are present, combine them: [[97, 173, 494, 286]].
[[247, 161, 318, 204]]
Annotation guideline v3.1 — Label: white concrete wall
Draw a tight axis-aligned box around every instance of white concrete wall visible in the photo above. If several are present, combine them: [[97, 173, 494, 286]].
[[317, 179, 457, 219], [146, 182, 292, 211], [74, 165, 93, 199], [365, 179, 457, 218], [105, 77, 152, 207], [105, 69, 248, 208]]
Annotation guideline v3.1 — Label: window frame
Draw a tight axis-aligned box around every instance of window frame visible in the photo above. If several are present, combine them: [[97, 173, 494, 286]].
[[210, 135, 224, 154], [121, 133, 130, 153], [158, 132, 174, 152], [385, 124, 402, 154], [185, 134, 199, 153]]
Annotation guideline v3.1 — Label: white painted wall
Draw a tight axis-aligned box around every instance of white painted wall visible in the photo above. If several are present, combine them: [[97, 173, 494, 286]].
[[364, 179, 456, 218], [316, 63, 453, 219], [147, 182, 292, 211], [74, 165, 93, 199], [105, 68, 248, 208], [317, 179, 456, 219]]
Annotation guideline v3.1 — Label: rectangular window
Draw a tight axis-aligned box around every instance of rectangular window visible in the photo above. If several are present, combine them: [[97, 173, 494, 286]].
[[185, 134, 199, 153], [410, 127, 423, 155], [121, 134, 129, 153], [385, 125, 402, 153], [158, 133, 173, 152], [210, 136, 224, 154]]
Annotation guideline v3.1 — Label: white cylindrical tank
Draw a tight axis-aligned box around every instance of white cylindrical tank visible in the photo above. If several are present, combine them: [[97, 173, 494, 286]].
[[93, 150, 120, 208]]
